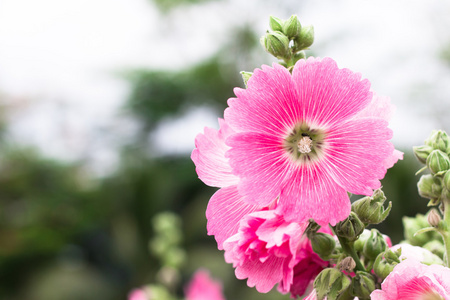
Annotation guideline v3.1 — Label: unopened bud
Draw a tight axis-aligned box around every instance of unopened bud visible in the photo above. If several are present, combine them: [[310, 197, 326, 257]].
[[427, 209, 441, 228], [413, 145, 433, 164], [363, 229, 388, 260], [335, 212, 365, 242], [293, 25, 314, 51], [444, 170, 450, 191], [338, 257, 356, 273], [351, 271, 376, 299], [314, 268, 351, 300], [427, 149, 450, 175], [418, 174, 442, 200], [282, 15, 301, 39], [310, 232, 336, 259], [261, 31, 289, 58], [352, 189, 391, 225], [373, 249, 400, 280], [427, 130, 450, 152], [269, 16, 283, 32], [240, 71, 252, 87]]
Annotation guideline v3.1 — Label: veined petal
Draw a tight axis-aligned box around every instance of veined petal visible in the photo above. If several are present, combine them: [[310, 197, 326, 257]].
[[323, 117, 394, 196], [226, 132, 291, 207], [192, 119, 239, 188], [225, 63, 300, 136], [206, 186, 260, 250], [278, 163, 350, 226], [292, 57, 372, 128]]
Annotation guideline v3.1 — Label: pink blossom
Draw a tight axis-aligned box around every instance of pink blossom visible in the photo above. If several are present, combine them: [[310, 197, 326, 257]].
[[221, 57, 401, 225], [223, 210, 330, 297], [127, 289, 148, 300], [371, 259, 450, 299], [185, 269, 226, 300]]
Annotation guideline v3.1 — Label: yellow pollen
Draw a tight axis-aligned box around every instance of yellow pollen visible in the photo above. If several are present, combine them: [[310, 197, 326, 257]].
[[297, 136, 313, 154]]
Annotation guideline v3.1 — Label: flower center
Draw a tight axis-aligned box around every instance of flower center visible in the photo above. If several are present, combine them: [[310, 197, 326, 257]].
[[283, 123, 326, 163], [297, 136, 312, 153]]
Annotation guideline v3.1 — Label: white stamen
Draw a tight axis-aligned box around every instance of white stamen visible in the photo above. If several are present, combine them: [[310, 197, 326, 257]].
[[297, 136, 313, 153]]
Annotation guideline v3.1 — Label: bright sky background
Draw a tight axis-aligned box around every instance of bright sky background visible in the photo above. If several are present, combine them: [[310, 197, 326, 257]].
[[0, 0, 449, 174]]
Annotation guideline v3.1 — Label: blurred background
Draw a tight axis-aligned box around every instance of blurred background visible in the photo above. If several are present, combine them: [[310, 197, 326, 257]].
[[0, 0, 449, 299]]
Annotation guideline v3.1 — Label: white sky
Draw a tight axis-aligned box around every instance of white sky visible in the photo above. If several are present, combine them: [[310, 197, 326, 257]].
[[0, 0, 449, 174]]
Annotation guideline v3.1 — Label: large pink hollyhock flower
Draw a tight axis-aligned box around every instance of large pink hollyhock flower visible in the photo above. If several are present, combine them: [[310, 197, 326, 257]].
[[371, 259, 450, 299], [185, 269, 226, 300], [223, 57, 402, 225], [223, 210, 330, 296]]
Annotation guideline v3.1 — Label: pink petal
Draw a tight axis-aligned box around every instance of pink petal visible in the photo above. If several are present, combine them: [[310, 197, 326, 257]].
[[323, 117, 394, 196], [185, 269, 226, 300], [292, 57, 372, 128], [226, 132, 291, 207], [206, 186, 261, 250], [277, 164, 351, 226], [191, 119, 239, 188], [354, 93, 395, 121], [225, 63, 300, 136]]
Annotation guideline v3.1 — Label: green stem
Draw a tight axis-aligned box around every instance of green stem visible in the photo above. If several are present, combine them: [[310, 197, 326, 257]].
[[332, 228, 366, 272], [442, 199, 450, 267]]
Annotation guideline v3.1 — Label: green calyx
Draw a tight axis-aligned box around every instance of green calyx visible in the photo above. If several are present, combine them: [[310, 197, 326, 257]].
[[283, 123, 326, 163], [352, 189, 392, 225], [314, 268, 351, 300], [335, 212, 365, 242]]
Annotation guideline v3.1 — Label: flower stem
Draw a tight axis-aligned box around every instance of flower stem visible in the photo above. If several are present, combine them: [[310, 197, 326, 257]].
[[333, 228, 366, 272], [442, 199, 450, 267]]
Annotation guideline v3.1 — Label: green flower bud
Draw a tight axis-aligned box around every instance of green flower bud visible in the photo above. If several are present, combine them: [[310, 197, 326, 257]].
[[427, 130, 450, 152], [314, 268, 351, 300], [353, 229, 371, 253], [426, 150, 450, 175], [261, 31, 290, 58], [282, 15, 301, 39], [443, 170, 450, 191], [418, 174, 442, 200], [352, 189, 392, 225], [351, 271, 376, 299], [293, 25, 314, 51], [373, 249, 400, 280], [240, 71, 252, 87], [335, 212, 365, 242], [269, 16, 283, 32], [413, 145, 433, 164], [363, 229, 387, 260], [425, 130, 438, 146], [310, 232, 336, 259]]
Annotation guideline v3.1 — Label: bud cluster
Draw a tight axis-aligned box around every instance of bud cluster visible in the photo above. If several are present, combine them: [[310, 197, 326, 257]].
[[260, 15, 314, 68], [414, 130, 450, 206]]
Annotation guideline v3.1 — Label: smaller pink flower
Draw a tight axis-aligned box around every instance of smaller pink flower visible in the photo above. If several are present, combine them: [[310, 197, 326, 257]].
[[223, 210, 330, 297], [371, 259, 450, 299], [128, 288, 148, 300], [185, 269, 226, 300]]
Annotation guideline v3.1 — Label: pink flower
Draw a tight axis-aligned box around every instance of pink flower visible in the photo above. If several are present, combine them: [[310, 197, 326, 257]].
[[185, 269, 226, 300], [223, 210, 330, 297], [221, 57, 401, 225], [371, 259, 450, 299], [128, 289, 148, 300]]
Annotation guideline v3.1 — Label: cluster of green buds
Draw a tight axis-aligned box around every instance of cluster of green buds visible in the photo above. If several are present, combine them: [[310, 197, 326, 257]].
[[149, 212, 186, 295], [260, 15, 314, 68], [414, 130, 450, 206], [310, 189, 395, 299]]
